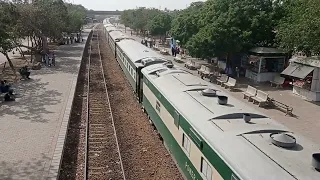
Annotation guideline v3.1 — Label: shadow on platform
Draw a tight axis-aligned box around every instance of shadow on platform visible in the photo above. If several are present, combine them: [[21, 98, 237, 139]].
[[0, 154, 50, 180], [0, 78, 62, 123]]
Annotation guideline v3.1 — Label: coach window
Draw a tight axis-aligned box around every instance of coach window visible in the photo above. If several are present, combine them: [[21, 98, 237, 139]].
[[201, 157, 212, 180], [173, 110, 180, 129], [182, 134, 191, 155], [156, 101, 161, 112]]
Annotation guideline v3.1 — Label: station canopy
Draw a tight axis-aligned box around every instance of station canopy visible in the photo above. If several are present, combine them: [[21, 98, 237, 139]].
[[249, 47, 287, 57], [281, 63, 314, 79]]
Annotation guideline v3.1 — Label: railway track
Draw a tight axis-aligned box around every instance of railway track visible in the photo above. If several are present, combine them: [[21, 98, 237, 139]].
[[59, 24, 182, 180], [84, 27, 125, 180]]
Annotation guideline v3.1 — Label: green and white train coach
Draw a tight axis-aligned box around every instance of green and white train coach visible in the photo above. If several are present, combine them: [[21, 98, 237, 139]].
[[105, 27, 168, 102], [141, 63, 320, 180]]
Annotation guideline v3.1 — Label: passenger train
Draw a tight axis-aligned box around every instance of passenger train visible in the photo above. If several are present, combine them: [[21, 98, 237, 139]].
[[102, 19, 320, 180]]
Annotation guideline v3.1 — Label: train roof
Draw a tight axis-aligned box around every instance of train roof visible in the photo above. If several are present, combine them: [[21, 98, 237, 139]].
[[109, 31, 129, 41], [105, 26, 120, 32], [103, 23, 114, 27], [117, 39, 168, 67], [142, 64, 320, 180]]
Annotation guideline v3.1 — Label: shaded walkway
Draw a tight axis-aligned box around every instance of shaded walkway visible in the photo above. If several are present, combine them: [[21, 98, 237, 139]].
[[0, 30, 90, 180]]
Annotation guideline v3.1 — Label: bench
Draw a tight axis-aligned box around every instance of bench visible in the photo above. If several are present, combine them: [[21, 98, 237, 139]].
[[242, 85, 257, 100], [269, 98, 293, 116], [174, 55, 183, 63], [216, 74, 228, 85], [185, 60, 196, 70], [197, 65, 206, 74], [160, 49, 169, 55], [32, 62, 41, 70], [224, 77, 236, 90], [202, 67, 214, 78], [250, 90, 269, 107], [152, 45, 160, 51], [270, 76, 285, 88]]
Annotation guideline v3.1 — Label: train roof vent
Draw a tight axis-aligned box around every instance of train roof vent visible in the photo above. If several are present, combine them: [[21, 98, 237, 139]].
[[164, 61, 174, 68], [312, 153, 320, 172], [270, 133, 296, 148], [201, 88, 217, 97]]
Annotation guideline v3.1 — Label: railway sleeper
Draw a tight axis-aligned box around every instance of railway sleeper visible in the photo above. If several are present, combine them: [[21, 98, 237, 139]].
[[89, 146, 105, 149], [90, 133, 105, 137], [89, 130, 105, 133], [89, 167, 105, 170], [90, 123, 106, 126], [89, 112, 104, 115], [88, 171, 102, 175], [88, 150, 102, 154], [89, 141, 107, 145], [90, 107, 104, 110], [88, 137, 107, 140]]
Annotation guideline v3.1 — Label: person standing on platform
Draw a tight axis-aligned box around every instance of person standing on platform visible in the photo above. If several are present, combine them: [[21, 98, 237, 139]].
[[171, 38, 176, 57]]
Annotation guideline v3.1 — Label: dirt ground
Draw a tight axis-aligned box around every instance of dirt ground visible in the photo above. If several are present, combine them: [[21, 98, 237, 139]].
[[0, 43, 59, 83]]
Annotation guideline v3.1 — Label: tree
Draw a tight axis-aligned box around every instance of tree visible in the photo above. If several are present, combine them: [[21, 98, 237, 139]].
[[120, 9, 134, 28], [65, 4, 87, 33], [277, 0, 320, 56], [148, 12, 172, 40], [0, 0, 87, 76], [186, 0, 279, 61], [120, 8, 162, 35], [0, 0, 20, 74], [170, 1, 204, 46]]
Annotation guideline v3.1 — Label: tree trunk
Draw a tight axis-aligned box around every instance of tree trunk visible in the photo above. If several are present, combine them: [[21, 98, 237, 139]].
[[17, 47, 26, 60], [41, 35, 49, 54], [4, 53, 17, 78]]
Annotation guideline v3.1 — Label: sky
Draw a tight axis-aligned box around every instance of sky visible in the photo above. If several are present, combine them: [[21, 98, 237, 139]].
[[71, 0, 204, 11]]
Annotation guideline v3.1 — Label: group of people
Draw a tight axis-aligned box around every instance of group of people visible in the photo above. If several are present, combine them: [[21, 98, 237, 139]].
[[0, 80, 15, 102], [170, 38, 182, 57], [141, 38, 156, 48], [43, 51, 55, 67], [171, 46, 181, 57]]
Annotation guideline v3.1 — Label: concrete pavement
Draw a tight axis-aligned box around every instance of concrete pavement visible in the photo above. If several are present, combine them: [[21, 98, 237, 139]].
[[0, 29, 91, 180]]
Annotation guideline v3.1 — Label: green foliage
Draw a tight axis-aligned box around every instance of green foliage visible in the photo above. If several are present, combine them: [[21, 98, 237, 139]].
[[276, 0, 320, 56], [148, 12, 172, 36], [121, 8, 162, 32], [120, 0, 320, 59], [186, 0, 279, 59], [66, 3, 87, 33], [0, 0, 87, 66], [170, 1, 204, 46], [0, 1, 19, 53]]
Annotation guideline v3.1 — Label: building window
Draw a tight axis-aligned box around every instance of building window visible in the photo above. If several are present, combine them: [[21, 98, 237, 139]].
[[156, 101, 161, 112], [201, 157, 212, 180], [182, 134, 191, 155]]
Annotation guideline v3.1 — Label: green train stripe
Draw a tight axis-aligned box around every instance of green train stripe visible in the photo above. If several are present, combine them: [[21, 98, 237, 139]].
[[143, 95, 202, 180]]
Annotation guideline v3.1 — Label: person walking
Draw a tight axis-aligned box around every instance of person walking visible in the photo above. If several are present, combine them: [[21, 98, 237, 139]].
[[171, 38, 176, 57]]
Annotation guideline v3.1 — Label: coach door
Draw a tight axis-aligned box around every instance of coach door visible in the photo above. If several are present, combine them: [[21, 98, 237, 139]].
[[137, 67, 144, 103]]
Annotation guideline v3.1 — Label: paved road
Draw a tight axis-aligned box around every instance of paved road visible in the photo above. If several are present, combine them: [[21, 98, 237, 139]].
[[120, 28, 320, 145], [0, 29, 90, 180]]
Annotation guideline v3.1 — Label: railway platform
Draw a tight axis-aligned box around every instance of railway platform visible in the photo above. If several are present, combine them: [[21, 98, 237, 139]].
[[0, 29, 91, 180]]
